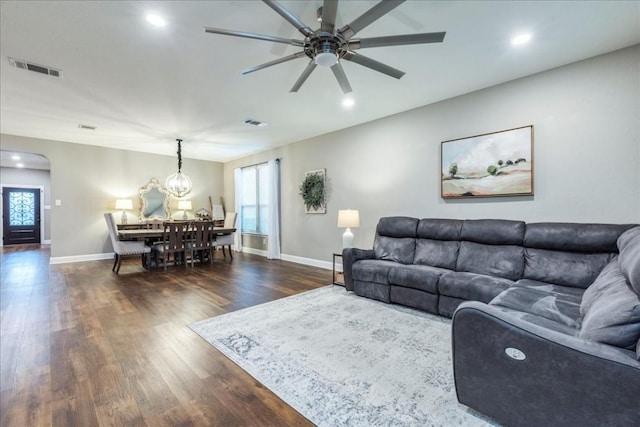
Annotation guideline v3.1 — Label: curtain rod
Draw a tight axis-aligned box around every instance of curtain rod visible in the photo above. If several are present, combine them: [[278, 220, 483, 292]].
[[239, 158, 281, 169]]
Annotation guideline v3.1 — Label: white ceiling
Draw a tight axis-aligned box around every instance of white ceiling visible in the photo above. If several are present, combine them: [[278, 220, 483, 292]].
[[1, 1, 639, 163]]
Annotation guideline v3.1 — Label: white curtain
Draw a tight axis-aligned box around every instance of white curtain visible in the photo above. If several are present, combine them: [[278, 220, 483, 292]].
[[267, 159, 281, 259], [233, 167, 243, 253]]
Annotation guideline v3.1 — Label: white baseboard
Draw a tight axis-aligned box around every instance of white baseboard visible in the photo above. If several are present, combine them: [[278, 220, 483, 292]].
[[281, 253, 334, 271], [48, 248, 341, 273], [240, 247, 267, 257], [50, 252, 114, 265], [239, 247, 335, 271]]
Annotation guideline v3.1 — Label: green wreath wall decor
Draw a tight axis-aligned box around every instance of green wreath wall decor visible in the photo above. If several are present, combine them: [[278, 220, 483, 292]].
[[299, 172, 325, 211]]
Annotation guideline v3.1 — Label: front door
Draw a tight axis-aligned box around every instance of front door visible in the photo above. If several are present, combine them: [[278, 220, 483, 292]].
[[2, 187, 41, 245]]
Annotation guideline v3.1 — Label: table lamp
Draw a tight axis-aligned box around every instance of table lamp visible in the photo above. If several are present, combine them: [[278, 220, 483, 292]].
[[337, 209, 360, 249], [115, 199, 133, 224], [178, 200, 192, 220]]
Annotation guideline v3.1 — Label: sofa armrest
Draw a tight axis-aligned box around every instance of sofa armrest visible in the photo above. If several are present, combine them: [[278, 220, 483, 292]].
[[342, 248, 376, 291], [452, 301, 640, 427]]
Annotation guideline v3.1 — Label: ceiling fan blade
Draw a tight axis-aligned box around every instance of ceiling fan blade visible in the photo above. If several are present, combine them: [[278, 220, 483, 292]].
[[342, 51, 405, 79], [339, 0, 406, 40], [263, 0, 314, 37], [321, 0, 339, 34], [330, 62, 353, 94], [351, 32, 446, 49], [204, 27, 304, 47], [290, 61, 317, 92], [242, 51, 307, 75]]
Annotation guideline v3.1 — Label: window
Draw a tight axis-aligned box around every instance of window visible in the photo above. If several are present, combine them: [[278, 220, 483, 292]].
[[240, 163, 269, 235]]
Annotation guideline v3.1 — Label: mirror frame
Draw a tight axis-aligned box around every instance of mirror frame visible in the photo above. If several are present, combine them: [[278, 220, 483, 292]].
[[138, 177, 171, 221]]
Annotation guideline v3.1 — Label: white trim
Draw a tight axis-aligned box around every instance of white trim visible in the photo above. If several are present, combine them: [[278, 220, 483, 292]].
[[50, 252, 113, 265], [281, 253, 333, 270], [1, 184, 45, 246], [43, 239, 51, 244], [240, 247, 267, 257], [240, 247, 336, 271]]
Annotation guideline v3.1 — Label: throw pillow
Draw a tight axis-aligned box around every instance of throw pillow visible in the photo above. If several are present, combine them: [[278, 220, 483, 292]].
[[580, 260, 640, 350], [617, 226, 640, 295]]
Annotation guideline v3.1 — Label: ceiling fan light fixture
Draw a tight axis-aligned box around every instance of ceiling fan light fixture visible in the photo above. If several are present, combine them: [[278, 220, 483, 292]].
[[315, 51, 338, 67]]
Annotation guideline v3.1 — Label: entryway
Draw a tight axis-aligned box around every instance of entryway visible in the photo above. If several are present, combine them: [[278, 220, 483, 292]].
[[2, 187, 41, 245]]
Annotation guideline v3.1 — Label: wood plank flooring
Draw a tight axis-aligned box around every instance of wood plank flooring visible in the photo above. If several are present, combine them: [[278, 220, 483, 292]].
[[1, 245, 330, 426]]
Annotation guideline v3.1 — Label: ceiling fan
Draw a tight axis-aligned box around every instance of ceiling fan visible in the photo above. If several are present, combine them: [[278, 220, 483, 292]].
[[204, 0, 446, 94]]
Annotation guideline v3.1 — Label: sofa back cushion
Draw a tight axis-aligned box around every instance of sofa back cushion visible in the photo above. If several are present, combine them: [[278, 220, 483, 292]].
[[414, 219, 463, 269], [580, 259, 640, 350], [523, 222, 632, 289], [455, 219, 526, 280], [373, 217, 418, 264]]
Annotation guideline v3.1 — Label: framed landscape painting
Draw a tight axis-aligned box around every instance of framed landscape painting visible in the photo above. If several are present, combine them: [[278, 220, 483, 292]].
[[441, 125, 534, 199]]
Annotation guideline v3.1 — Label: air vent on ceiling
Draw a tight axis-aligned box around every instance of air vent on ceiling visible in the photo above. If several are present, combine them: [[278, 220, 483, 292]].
[[78, 124, 96, 130], [8, 57, 63, 78], [243, 118, 268, 127]]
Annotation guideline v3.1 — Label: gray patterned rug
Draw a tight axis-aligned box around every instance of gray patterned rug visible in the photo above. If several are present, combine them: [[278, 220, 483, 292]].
[[190, 285, 496, 427]]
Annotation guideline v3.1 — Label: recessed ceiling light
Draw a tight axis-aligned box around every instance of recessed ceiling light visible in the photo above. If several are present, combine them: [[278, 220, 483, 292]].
[[11, 155, 21, 160], [511, 33, 532, 46], [342, 97, 355, 108], [146, 14, 167, 27], [16, 163, 24, 168]]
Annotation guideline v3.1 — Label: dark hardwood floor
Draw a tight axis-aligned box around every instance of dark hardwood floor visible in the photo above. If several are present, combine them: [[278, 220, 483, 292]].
[[1, 245, 330, 426]]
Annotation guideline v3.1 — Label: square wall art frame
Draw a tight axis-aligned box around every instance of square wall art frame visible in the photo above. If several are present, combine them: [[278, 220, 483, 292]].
[[441, 125, 534, 199]]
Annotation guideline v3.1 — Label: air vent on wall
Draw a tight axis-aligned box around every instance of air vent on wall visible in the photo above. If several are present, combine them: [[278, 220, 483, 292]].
[[8, 57, 63, 78], [243, 118, 268, 127]]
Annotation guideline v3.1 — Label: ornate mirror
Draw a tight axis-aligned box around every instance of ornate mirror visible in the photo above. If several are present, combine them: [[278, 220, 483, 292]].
[[138, 178, 171, 221]]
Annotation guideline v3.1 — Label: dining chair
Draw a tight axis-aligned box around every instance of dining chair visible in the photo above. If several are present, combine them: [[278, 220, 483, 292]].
[[212, 212, 237, 259], [104, 212, 151, 274], [186, 221, 214, 267], [151, 221, 190, 271]]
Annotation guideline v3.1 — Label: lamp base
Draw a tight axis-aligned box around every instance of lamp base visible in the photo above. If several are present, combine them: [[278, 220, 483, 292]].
[[121, 210, 128, 224], [342, 228, 354, 249], [183, 210, 188, 220]]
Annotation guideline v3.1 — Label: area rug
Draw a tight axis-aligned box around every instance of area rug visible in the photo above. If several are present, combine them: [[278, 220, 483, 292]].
[[190, 285, 497, 427]]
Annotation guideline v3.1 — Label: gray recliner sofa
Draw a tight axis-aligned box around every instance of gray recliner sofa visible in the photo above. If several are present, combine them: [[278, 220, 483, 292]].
[[342, 217, 640, 427]]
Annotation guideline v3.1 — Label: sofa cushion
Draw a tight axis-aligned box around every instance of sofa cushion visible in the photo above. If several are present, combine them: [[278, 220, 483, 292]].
[[456, 241, 524, 281], [491, 280, 584, 329], [388, 264, 449, 293], [579, 260, 640, 350], [525, 222, 635, 253], [523, 248, 615, 289], [617, 226, 640, 295], [439, 272, 514, 303], [352, 259, 396, 284], [414, 239, 460, 270], [374, 236, 416, 264], [417, 218, 463, 240], [376, 216, 418, 238], [460, 219, 525, 245]]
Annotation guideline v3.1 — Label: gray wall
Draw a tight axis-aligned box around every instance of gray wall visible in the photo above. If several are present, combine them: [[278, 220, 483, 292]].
[[224, 46, 640, 264], [0, 135, 224, 260], [0, 167, 52, 243]]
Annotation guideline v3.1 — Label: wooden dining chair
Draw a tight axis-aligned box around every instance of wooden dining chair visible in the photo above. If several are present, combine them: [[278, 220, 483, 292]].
[[151, 221, 190, 271], [186, 221, 214, 267]]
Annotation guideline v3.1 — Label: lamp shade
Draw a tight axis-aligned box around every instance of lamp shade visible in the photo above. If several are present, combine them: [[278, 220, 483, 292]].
[[178, 200, 192, 211], [337, 209, 360, 228], [115, 199, 133, 210]]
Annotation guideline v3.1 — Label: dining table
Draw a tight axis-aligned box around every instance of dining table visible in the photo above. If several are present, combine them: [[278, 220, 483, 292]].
[[117, 227, 236, 240], [117, 225, 236, 269]]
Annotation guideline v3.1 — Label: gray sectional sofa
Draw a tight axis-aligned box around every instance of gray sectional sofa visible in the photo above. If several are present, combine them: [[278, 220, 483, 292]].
[[342, 217, 640, 427]]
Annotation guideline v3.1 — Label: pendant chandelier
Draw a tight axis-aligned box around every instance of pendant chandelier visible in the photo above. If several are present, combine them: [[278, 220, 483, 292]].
[[166, 138, 192, 198]]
